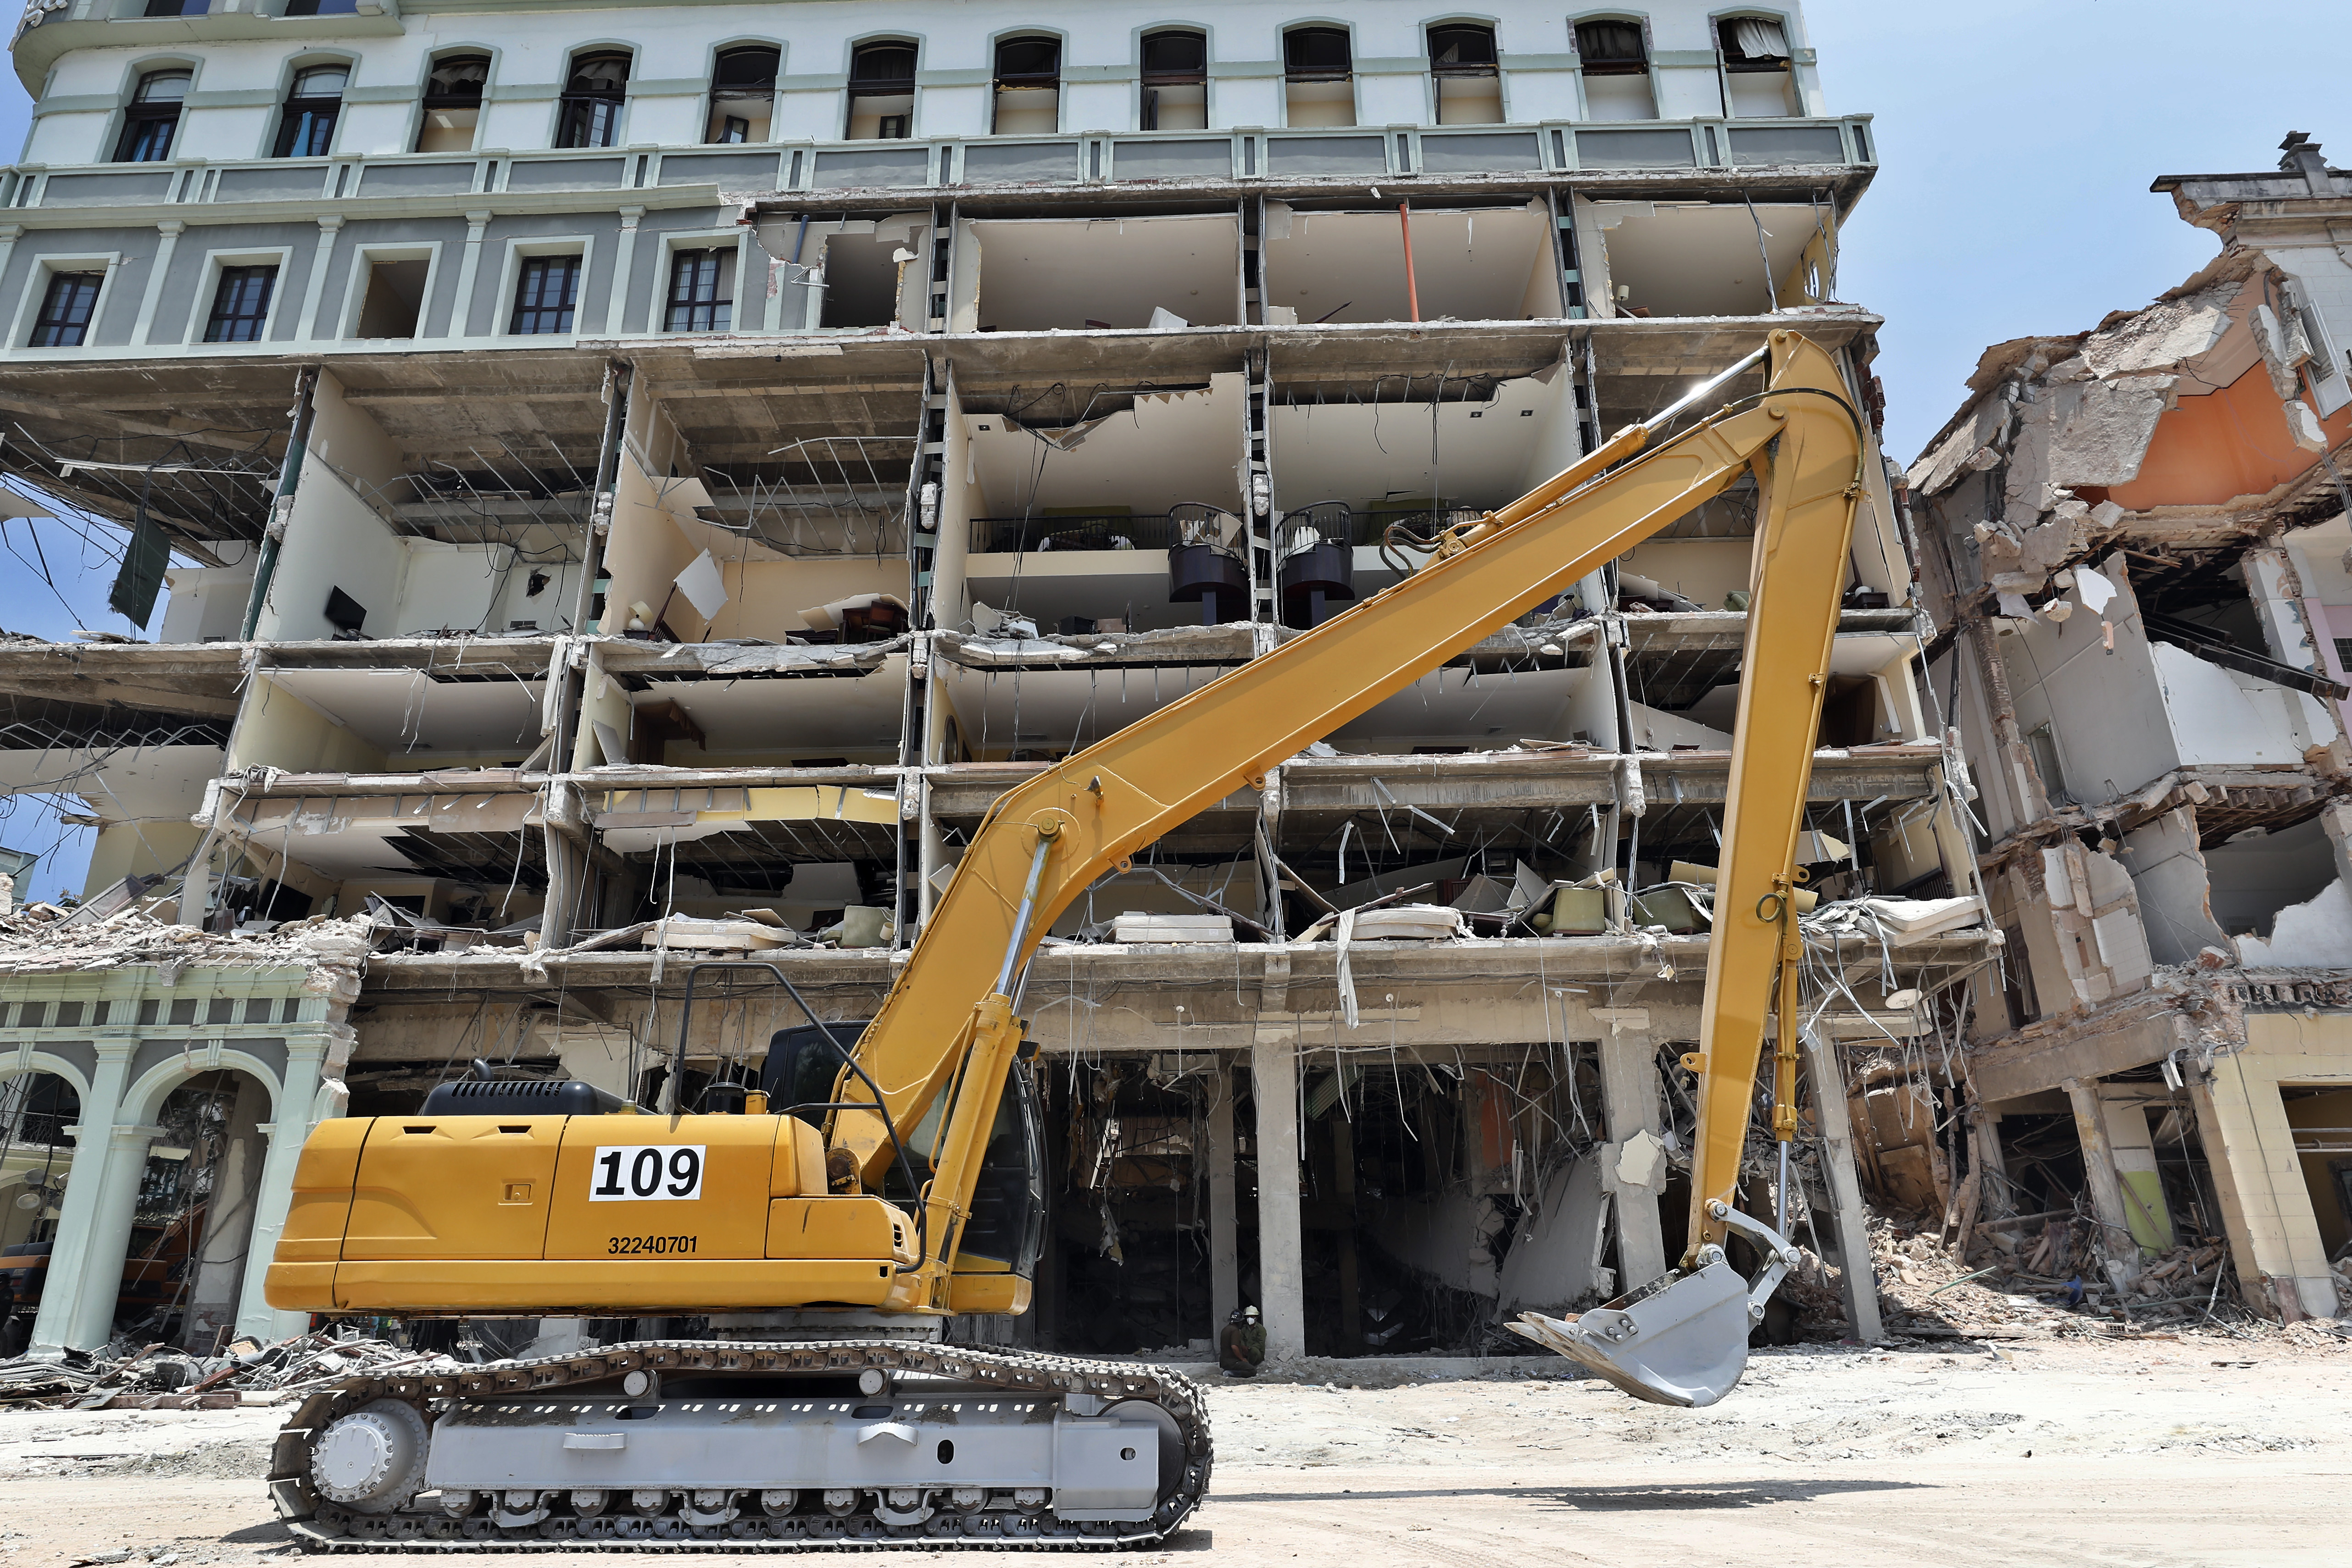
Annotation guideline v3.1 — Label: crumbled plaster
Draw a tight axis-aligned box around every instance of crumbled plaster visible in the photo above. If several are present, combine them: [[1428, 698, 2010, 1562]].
[[2235, 878, 2352, 967]]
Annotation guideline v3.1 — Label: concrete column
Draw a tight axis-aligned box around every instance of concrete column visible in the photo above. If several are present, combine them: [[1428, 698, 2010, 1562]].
[[28, 1036, 134, 1356], [2188, 1062, 2340, 1320], [1798, 1028, 1884, 1343], [129, 220, 182, 345], [606, 206, 646, 336], [63, 1123, 161, 1351], [443, 209, 493, 338], [2099, 1093, 2174, 1253], [295, 214, 345, 340], [1206, 1062, 1239, 1329], [183, 1073, 269, 1351], [1249, 1032, 1305, 1361], [2063, 1077, 2141, 1284], [235, 1036, 328, 1342], [1594, 1019, 1668, 1291]]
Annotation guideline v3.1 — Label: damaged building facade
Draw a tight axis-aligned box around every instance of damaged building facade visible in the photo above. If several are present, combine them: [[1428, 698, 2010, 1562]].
[[0, 0, 1994, 1361], [1908, 133, 2352, 1323]]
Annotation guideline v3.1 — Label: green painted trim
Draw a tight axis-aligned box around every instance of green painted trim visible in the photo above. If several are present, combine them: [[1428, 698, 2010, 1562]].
[[1206, 60, 1282, 79], [341, 84, 416, 104], [486, 83, 558, 102], [1651, 51, 1721, 67], [778, 73, 850, 92], [625, 77, 709, 98], [1353, 56, 1429, 74], [913, 68, 990, 88], [1499, 54, 1580, 72], [184, 89, 281, 108], [0, 183, 719, 234], [1060, 65, 1131, 84], [28, 94, 115, 118]]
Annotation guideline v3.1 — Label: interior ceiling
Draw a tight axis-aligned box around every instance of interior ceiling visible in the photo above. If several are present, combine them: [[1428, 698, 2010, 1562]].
[[1269, 369, 1566, 512], [268, 821, 548, 886], [265, 668, 546, 754], [1333, 664, 1589, 745], [1265, 203, 1552, 327], [641, 667, 906, 752], [939, 661, 1224, 749], [973, 215, 1243, 332], [1590, 202, 1817, 319], [0, 742, 225, 817], [963, 376, 1244, 515]]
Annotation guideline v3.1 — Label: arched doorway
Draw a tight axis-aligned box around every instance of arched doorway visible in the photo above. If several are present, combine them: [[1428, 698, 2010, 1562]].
[[138, 1070, 275, 1350], [0, 1070, 80, 1357], [119, 1061, 281, 1352]]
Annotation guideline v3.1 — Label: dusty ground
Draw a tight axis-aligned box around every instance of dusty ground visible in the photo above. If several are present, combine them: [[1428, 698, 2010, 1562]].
[[2, 1334, 2345, 1568]]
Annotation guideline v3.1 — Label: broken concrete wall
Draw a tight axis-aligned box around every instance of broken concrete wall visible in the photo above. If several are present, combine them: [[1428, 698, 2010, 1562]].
[[2120, 808, 2234, 965], [2194, 1009, 2350, 1320], [1494, 1155, 1612, 1313], [2212, 816, 2352, 965]]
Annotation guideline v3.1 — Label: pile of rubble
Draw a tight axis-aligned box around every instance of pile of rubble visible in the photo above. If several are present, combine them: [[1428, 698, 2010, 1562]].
[[0, 903, 373, 975], [0, 1332, 434, 1411], [1868, 1216, 2346, 1344]]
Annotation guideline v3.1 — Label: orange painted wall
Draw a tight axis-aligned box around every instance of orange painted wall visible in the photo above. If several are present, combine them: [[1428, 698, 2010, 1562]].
[[2100, 364, 2352, 512]]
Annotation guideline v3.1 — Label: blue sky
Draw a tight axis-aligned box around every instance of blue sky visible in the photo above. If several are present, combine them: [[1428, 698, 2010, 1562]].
[[0, 1, 2346, 899]]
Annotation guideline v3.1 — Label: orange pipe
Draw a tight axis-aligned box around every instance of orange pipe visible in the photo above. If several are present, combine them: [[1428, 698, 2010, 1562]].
[[1398, 202, 1419, 323]]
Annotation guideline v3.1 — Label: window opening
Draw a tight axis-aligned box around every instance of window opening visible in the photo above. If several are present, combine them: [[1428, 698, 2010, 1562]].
[[143, 0, 206, 15], [2025, 722, 2067, 804], [1574, 19, 1647, 72], [1718, 16, 1791, 68], [666, 247, 733, 333], [204, 265, 277, 343], [353, 257, 428, 339], [1141, 29, 1207, 132], [1573, 19, 1653, 119], [272, 65, 347, 158], [1283, 27, 1353, 128], [847, 41, 916, 140], [1716, 15, 1794, 117], [417, 53, 487, 153], [993, 35, 1060, 135], [115, 69, 190, 163], [1428, 23, 1499, 125], [282, 0, 361, 14], [709, 45, 779, 143], [557, 51, 629, 148], [511, 255, 582, 334], [29, 271, 101, 347]]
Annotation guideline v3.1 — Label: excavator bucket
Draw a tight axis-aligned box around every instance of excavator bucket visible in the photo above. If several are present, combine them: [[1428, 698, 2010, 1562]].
[[1509, 1257, 1752, 1407], [1512, 1202, 1806, 1410]]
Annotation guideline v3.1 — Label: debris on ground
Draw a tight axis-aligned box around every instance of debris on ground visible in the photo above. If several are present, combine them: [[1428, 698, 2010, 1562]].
[[0, 1332, 444, 1411], [1866, 1214, 2345, 1346]]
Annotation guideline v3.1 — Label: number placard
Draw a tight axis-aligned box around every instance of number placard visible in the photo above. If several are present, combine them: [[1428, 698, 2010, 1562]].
[[588, 1144, 705, 1202]]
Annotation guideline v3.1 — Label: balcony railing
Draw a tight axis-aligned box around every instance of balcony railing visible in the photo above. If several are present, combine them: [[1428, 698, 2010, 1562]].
[[0, 113, 1874, 212], [972, 514, 1178, 554]]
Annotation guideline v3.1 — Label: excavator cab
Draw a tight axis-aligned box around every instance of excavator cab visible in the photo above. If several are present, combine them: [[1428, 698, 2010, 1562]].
[[763, 1021, 1050, 1287]]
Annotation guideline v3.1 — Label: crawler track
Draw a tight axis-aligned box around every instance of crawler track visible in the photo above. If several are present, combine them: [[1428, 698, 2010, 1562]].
[[268, 1339, 1211, 1551]]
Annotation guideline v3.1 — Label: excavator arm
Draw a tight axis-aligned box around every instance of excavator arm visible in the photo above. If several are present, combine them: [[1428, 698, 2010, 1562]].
[[842, 330, 1868, 1384]]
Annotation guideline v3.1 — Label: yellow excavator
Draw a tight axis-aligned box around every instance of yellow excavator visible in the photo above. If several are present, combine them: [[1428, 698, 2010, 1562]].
[[263, 329, 1868, 1548]]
